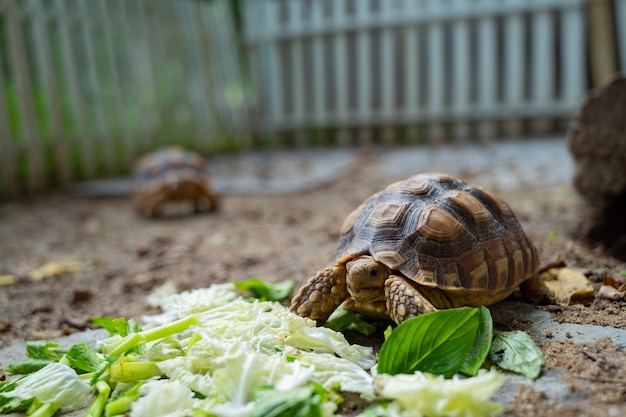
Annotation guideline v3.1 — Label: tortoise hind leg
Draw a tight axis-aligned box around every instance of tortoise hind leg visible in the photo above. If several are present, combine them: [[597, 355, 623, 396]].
[[385, 275, 437, 324], [290, 265, 348, 324], [519, 274, 554, 305]]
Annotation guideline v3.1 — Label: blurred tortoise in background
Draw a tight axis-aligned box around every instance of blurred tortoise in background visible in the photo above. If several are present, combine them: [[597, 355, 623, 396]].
[[290, 173, 553, 325], [133, 147, 219, 218], [567, 74, 626, 260]]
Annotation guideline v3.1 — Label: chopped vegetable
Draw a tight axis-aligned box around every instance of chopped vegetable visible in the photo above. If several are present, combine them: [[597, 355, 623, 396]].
[[0, 363, 90, 414], [373, 368, 505, 417]]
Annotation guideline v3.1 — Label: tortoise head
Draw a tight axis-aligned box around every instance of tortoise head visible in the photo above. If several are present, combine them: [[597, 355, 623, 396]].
[[345, 256, 390, 302]]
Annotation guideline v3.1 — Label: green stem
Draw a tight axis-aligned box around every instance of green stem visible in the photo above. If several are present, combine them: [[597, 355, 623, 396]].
[[83, 380, 111, 417], [106, 315, 199, 357], [28, 402, 60, 417], [110, 361, 163, 383]]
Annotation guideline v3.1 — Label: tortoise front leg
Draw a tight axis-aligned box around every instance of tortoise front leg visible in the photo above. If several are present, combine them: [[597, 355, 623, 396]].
[[385, 275, 437, 324], [290, 265, 348, 323]]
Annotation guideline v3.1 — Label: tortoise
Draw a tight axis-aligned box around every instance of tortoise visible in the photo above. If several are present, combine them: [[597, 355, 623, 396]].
[[290, 173, 553, 324], [133, 147, 219, 218]]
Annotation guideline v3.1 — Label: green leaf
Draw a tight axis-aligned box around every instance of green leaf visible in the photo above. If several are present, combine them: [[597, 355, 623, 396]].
[[489, 330, 544, 379], [0, 394, 35, 414], [6, 360, 53, 375], [324, 308, 379, 336], [24, 341, 66, 361], [91, 317, 142, 337], [64, 343, 104, 374], [251, 384, 326, 417], [377, 307, 481, 377], [459, 306, 493, 376], [233, 278, 294, 302]]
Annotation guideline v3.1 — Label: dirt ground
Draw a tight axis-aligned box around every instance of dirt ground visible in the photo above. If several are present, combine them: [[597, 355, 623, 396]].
[[0, 145, 625, 416]]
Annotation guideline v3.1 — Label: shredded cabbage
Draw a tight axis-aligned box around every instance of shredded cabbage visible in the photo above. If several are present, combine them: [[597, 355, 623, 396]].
[[138, 284, 376, 412], [131, 379, 202, 417], [374, 368, 505, 417], [4, 362, 90, 411]]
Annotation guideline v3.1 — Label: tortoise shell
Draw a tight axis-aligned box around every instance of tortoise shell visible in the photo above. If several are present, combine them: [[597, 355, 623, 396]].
[[334, 173, 538, 305], [133, 147, 218, 217]]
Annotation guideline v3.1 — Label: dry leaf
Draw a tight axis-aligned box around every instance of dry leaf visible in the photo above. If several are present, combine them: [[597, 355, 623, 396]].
[[541, 266, 594, 306], [597, 275, 626, 301], [0, 274, 18, 286], [29, 261, 82, 281], [597, 285, 624, 301]]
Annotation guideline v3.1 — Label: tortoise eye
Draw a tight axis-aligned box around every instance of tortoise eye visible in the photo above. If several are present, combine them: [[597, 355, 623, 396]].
[[369, 269, 379, 277]]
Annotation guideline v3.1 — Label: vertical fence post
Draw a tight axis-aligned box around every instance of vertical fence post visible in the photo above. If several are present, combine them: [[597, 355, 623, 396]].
[[356, 0, 373, 145], [476, 0, 498, 141], [451, 0, 471, 141], [30, 0, 72, 184], [617, 0, 626, 72], [0, 1, 18, 197], [333, 0, 350, 145], [55, 0, 93, 179], [311, 0, 326, 131], [426, 1, 445, 141], [530, 2, 555, 133], [503, 0, 525, 138], [288, 0, 306, 145], [560, 0, 586, 120], [402, 0, 421, 143], [380, 0, 396, 143], [6, 0, 45, 193]]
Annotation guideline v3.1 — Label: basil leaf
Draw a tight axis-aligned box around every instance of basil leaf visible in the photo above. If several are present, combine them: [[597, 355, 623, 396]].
[[377, 307, 480, 377], [233, 279, 294, 302], [459, 306, 493, 376], [489, 330, 544, 379]]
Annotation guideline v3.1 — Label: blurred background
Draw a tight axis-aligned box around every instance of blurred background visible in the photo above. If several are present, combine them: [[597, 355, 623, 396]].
[[0, 0, 624, 198]]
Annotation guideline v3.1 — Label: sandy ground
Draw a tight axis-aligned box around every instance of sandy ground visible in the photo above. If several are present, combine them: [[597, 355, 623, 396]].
[[0, 139, 625, 416]]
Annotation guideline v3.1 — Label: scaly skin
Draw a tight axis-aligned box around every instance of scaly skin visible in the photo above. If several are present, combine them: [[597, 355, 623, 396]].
[[290, 264, 349, 323], [384, 275, 437, 324]]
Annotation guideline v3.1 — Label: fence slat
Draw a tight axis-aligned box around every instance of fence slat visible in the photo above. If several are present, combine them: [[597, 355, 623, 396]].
[[29, 0, 72, 184], [426, 2, 445, 141], [618, 0, 626, 71], [477, 0, 498, 140], [560, 3, 586, 105], [531, 6, 555, 131], [6, 0, 45, 192], [311, 1, 326, 126], [451, 0, 471, 141], [0, 19, 18, 197], [503, 0, 525, 137], [332, 0, 349, 144], [356, 0, 373, 144]]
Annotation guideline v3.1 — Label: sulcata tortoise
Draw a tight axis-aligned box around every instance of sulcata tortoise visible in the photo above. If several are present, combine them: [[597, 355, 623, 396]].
[[290, 173, 553, 324], [133, 147, 219, 218]]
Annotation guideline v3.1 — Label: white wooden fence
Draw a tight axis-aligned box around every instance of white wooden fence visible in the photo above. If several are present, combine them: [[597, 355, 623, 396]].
[[243, 0, 624, 145], [1, 0, 625, 198], [0, 0, 248, 198]]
